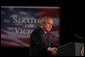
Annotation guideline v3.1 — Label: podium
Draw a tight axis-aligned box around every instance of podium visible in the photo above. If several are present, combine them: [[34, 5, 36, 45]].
[[57, 42, 84, 56]]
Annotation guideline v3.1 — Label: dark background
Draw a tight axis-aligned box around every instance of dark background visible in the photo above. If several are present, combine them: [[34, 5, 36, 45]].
[[1, 0, 84, 56]]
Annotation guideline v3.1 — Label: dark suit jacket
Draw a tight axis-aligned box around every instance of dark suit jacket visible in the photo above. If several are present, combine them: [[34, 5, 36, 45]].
[[29, 27, 52, 56]]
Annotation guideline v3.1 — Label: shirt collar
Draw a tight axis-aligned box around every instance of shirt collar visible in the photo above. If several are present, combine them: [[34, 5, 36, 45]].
[[40, 26, 47, 34]]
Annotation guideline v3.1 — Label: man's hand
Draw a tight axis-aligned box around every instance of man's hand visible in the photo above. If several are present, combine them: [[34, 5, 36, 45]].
[[48, 47, 58, 55]]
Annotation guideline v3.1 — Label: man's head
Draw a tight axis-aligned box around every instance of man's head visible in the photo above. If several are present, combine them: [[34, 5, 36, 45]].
[[40, 17, 53, 32]]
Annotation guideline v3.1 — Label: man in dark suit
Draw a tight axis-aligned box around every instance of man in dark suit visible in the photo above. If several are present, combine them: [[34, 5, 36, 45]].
[[29, 17, 57, 56]]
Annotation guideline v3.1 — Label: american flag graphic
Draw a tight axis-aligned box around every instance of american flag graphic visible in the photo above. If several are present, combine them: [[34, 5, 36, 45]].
[[1, 6, 60, 47]]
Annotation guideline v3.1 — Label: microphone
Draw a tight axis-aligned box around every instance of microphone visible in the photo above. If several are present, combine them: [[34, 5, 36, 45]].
[[72, 33, 84, 42]]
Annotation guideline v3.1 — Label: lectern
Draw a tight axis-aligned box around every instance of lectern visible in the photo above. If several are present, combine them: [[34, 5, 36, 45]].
[[57, 42, 84, 56]]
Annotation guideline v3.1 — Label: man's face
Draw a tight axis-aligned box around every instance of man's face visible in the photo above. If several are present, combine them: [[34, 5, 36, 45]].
[[43, 19, 53, 32]]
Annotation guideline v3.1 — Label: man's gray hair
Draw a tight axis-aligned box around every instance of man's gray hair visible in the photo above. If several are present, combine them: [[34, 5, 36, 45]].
[[40, 17, 53, 25]]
